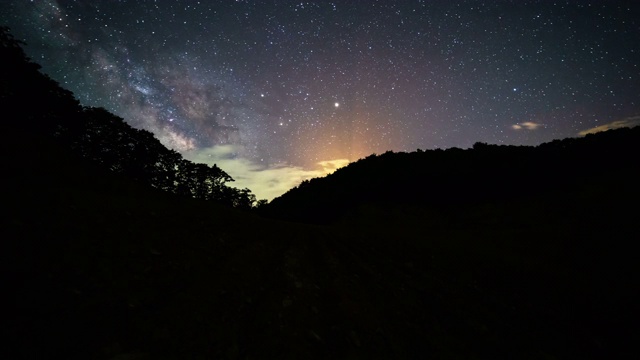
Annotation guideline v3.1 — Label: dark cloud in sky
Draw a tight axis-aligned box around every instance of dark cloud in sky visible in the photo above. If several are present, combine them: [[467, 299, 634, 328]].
[[2, 0, 639, 199]]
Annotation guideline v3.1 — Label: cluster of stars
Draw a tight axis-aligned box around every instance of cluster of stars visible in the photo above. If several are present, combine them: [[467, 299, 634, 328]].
[[1, 0, 639, 170]]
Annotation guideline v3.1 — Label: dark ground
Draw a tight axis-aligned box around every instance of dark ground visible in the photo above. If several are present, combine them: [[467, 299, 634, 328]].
[[2, 25, 638, 359], [2, 143, 637, 359]]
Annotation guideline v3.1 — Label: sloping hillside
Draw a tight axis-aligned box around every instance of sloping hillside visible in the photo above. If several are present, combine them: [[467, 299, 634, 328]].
[[266, 126, 640, 223], [4, 134, 638, 359], [2, 26, 638, 359]]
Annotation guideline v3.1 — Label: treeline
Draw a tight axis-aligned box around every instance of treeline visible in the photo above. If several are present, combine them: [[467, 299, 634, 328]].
[[1, 26, 257, 209], [266, 125, 640, 223]]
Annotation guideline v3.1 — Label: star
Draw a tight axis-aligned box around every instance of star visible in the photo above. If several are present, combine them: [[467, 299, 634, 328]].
[[3, 0, 638, 200]]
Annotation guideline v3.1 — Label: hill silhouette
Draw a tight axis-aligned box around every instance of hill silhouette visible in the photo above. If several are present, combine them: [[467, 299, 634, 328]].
[[2, 26, 638, 359], [266, 128, 639, 224], [1, 26, 258, 210]]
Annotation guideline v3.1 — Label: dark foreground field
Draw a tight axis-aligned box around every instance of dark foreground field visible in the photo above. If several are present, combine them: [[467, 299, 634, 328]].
[[1, 23, 638, 360], [3, 142, 637, 359]]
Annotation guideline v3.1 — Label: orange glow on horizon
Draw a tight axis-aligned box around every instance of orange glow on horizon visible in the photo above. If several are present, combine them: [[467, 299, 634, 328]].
[[317, 158, 350, 175]]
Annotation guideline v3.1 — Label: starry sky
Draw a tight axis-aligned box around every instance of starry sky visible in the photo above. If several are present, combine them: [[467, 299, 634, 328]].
[[2, 1, 639, 200]]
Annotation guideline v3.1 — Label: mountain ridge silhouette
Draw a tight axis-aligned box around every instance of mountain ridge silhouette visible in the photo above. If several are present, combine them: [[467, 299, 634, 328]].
[[2, 26, 638, 359]]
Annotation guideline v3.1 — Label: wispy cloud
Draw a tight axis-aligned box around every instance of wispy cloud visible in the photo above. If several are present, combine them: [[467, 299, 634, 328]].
[[183, 145, 349, 201], [512, 121, 542, 130], [578, 116, 640, 136], [318, 159, 351, 173]]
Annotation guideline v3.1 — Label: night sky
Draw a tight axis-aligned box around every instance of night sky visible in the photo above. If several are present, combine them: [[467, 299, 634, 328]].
[[2, 1, 639, 199]]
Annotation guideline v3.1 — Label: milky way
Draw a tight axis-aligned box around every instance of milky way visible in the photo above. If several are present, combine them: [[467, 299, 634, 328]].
[[2, 1, 639, 199]]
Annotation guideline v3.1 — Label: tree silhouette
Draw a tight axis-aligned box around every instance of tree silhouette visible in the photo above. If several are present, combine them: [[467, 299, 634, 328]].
[[1, 26, 259, 209], [266, 125, 640, 223]]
